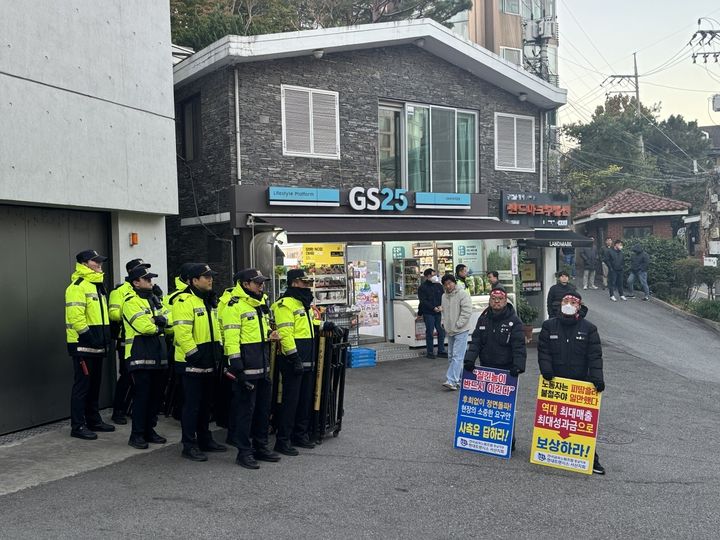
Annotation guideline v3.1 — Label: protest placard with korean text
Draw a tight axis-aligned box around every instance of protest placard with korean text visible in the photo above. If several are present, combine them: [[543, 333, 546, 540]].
[[529, 376, 602, 474], [454, 367, 518, 459]]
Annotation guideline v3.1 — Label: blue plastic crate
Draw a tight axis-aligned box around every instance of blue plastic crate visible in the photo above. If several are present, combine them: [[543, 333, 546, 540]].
[[350, 348, 376, 361], [348, 359, 376, 368]]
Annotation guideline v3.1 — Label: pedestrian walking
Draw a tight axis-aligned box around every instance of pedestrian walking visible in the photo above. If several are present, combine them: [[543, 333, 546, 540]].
[[606, 240, 627, 301], [222, 269, 282, 469], [172, 263, 227, 462], [65, 249, 115, 440], [600, 237, 613, 290], [546, 270, 577, 319], [537, 291, 606, 474], [440, 274, 472, 390], [271, 269, 342, 456], [122, 266, 169, 450], [108, 258, 152, 425], [579, 239, 600, 290], [627, 244, 651, 300], [464, 288, 526, 450], [417, 268, 446, 359]]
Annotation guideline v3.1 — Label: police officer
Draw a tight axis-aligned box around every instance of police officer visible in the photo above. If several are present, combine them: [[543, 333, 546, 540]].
[[122, 266, 169, 449], [108, 258, 152, 424], [464, 287, 526, 450], [271, 269, 341, 455], [222, 269, 282, 469], [171, 263, 227, 461], [537, 291, 606, 475], [65, 249, 115, 440]]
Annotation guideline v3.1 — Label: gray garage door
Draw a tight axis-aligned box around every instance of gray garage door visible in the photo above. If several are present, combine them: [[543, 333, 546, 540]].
[[0, 205, 113, 435]]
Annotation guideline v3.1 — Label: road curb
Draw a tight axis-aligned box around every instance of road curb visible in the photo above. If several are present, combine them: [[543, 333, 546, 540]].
[[649, 296, 720, 336]]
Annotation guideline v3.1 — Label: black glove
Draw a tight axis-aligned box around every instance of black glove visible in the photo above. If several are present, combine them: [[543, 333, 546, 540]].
[[154, 315, 168, 328], [185, 350, 201, 367], [509, 367, 522, 377], [288, 353, 304, 374], [323, 321, 337, 333], [464, 359, 476, 372], [593, 381, 605, 392], [541, 371, 554, 382], [152, 284, 164, 298], [78, 330, 103, 350]]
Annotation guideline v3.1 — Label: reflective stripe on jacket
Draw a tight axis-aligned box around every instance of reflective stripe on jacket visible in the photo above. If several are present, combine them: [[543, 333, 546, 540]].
[[171, 289, 222, 375], [122, 290, 167, 370], [65, 263, 110, 357], [222, 286, 270, 380]]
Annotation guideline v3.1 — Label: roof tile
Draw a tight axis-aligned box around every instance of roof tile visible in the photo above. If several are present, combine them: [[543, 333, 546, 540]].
[[575, 189, 691, 219]]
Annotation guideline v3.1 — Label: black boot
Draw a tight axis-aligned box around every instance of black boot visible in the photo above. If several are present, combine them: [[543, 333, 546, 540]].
[[254, 447, 281, 462], [128, 435, 149, 450], [236, 453, 260, 469], [181, 446, 208, 462]]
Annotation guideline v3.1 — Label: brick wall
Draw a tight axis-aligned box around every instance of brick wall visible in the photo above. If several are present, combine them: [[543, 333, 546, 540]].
[[582, 216, 676, 244]]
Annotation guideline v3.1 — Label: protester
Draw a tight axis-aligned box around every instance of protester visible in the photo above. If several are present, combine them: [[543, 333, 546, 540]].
[[546, 270, 577, 319], [537, 291, 606, 474]]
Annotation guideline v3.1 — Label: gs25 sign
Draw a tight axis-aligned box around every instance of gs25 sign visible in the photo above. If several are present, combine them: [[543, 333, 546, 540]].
[[348, 187, 409, 212]]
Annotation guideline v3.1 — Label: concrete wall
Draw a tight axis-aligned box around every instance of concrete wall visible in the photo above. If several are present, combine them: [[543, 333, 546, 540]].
[[0, 0, 178, 215], [111, 212, 169, 291]]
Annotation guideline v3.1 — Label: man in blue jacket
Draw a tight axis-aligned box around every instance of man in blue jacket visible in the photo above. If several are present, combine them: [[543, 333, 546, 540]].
[[417, 268, 446, 359]]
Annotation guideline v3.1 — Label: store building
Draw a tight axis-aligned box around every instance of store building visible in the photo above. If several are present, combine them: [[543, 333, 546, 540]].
[[170, 19, 567, 344], [0, 2, 177, 434]]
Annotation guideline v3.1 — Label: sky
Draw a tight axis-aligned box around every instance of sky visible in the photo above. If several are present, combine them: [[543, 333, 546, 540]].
[[557, 0, 720, 128]]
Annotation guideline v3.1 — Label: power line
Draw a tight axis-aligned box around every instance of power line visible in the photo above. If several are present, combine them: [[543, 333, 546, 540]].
[[559, 0, 615, 73]]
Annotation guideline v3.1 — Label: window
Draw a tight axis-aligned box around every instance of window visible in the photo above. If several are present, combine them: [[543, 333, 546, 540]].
[[281, 85, 340, 159], [495, 113, 536, 172], [379, 108, 402, 189], [502, 0, 521, 15], [176, 94, 201, 161], [501, 47, 523, 66], [402, 104, 477, 193], [623, 226, 653, 239], [522, 0, 555, 19]]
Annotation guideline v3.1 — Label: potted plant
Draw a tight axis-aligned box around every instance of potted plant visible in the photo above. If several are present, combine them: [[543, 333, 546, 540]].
[[515, 296, 539, 344]]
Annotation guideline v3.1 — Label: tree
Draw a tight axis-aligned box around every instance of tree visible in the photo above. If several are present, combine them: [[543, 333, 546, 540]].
[[171, 0, 472, 50], [561, 95, 712, 213]]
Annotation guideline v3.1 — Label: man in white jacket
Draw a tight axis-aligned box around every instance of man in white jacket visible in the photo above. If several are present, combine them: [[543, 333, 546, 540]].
[[440, 274, 473, 390]]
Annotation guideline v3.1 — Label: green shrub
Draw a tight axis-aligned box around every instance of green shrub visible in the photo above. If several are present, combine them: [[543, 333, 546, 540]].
[[689, 299, 720, 322], [621, 236, 687, 287], [671, 258, 703, 299], [487, 251, 511, 272], [652, 281, 671, 300]]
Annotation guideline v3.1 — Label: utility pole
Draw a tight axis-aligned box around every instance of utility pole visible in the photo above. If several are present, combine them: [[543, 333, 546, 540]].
[[603, 54, 644, 157]]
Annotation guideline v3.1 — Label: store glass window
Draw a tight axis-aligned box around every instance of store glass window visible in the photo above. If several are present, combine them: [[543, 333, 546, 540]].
[[623, 226, 653, 239], [407, 105, 431, 192], [379, 108, 402, 189], [400, 104, 478, 193], [494, 112, 536, 172]]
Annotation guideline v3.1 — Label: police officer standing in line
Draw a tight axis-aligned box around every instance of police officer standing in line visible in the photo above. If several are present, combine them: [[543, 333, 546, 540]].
[[537, 291, 606, 475], [65, 249, 115, 440], [122, 266, 169, 449], [464, 287, 526, 450], [271, 269, 342, 455], [222, 269, 282, 469], [172, 263, 227, 461], [108, 258, 152, 425]]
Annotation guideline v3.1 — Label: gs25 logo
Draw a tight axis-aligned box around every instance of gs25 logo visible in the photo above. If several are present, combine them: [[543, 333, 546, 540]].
[[348, 187, 409, 212]]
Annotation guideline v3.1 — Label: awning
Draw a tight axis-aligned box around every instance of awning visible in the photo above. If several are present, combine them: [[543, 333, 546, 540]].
[[519, 229, 593, 248], [252, 215, 534, 243]]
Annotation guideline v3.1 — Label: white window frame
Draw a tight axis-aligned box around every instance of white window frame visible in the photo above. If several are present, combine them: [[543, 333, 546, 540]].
[[281, 84, 340, 160], [402, 102, 479, 193], [500, 46, 523, 66], [502, 0, 521, 16], [494, 112, 536, 172]]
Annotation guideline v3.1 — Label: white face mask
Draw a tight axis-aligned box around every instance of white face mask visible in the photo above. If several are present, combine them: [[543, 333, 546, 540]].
[[431, 275, 440, 283], [561, 304, 578, 316]]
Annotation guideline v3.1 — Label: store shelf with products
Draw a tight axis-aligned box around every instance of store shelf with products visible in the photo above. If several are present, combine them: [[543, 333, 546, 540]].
[[274, 270, 349, 305], [392, 258, 421, 300]]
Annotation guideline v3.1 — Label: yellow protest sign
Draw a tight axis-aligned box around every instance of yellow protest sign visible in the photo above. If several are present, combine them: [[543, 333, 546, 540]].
[[529, 376, 602, 475]]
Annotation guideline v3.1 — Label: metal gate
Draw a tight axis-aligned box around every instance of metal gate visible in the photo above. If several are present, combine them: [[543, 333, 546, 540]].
[[0, 205, 113, 434]]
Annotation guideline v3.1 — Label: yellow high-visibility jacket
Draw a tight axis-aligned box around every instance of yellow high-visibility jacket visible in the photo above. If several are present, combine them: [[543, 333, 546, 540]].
[[171, 289, 222, 375], [271, 294, 320, 371], [65, 263, 110, 358], [122, 288, 168, 371], [222, 285, 271, 380]]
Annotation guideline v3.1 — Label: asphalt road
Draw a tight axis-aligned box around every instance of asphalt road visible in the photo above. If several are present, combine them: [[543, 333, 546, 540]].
[[1, 291, 719, 539]]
